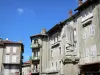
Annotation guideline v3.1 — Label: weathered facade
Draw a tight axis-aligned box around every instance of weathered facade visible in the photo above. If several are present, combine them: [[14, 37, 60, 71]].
[[30, 21, 79, 75], [0, 38, 4, 74], [22, 60, 31, 75], [30, 28, 47, 75], [30, 0, 100, 75], [75, 0, 100, 75], [0, 38, 24, 75]]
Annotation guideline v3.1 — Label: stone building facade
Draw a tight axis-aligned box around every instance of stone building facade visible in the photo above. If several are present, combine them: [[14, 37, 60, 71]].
[[30, 0, 100, 75], [22, 60, 31, 75], [75, 0, 100, 75], [0, 38, 24, 75]]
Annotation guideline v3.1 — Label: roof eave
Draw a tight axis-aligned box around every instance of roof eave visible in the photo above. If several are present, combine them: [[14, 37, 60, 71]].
[[75, 0, 99, 11]]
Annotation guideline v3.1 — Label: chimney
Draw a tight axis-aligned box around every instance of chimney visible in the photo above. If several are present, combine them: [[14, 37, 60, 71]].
[[6, 38, 8, 40], [78, 0, 83, 6], [18, 41, 22, 43], [41, 28, 46, 35], [69, 9, 73, 17]]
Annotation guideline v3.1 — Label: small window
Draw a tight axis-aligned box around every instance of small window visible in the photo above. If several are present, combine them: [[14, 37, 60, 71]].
[[4, 55, 10, 63], [11, 66, 16, 73], [57, 34, 59, 42], [12, 55, 17, 63], [6, 47, 11, 54], [34, 39, 38, 44], [59, 61, 61, 63], [51, 50, 53, 57], [34, 51, 38, 57], [59, 47, 61, 54], [56, 62, 57, 69], [13, 47, 17, 54], [54, 36, 55, 43], [52, 62, 53, 67], [83, 21, 91, 28]]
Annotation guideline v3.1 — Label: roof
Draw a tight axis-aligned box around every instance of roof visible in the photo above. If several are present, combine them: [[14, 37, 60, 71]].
[[30, 33, 48, 39], [22, 60, 32, 67], [24, 60, 31, 64], [3, 40, 22, 44], [47, 12, 79, 35], [75, 0, 98, 11], [0, 42, 4, 45], [47, 22, 65, 34], [30, 0, 97, 36]]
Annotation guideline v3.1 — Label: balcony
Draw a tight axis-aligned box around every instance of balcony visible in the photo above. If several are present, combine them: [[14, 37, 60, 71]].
[[32, 56, 40, 63], [30, 43, 40, 49], [31, 64, 40, 74], [32, 69, 39, 74]]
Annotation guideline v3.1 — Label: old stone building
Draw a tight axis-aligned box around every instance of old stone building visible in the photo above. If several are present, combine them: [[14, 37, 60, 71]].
[[75, 0, 100, 75], [30, 0, 100, 75], [0, 38, 24, 75], [30, 28, 48, 75], [30, 18, 79, 75], [22, 60, 31, 75]]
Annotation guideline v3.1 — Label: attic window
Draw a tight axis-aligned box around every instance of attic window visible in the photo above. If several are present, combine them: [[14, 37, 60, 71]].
[[83, 21, 92, 28]]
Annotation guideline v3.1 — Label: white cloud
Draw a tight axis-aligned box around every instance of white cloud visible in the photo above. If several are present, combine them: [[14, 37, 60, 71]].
[[17, 8, 24, 13]]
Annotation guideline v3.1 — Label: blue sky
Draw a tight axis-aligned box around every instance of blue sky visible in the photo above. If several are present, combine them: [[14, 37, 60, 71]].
[[0, 0, 78, 62]]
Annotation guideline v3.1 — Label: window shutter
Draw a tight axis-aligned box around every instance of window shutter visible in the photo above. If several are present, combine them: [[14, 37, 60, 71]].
[[12, 55, 17, 63], [91, 45, 97, 56], [13, 47, 17, 54], [85, 48, 90, 57], [5, 55, 10, 63], [90, 25, 95, 36], [6, 47, 10, 54]]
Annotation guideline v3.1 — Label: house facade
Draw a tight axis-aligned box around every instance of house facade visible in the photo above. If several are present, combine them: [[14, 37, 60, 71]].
[[30, 21, 79, 75], [0, 38, 24, 75], [30, 28, 48, 75], [75, 0, 100, 75], [30, 0, 100, 75], [22, 60, 31, 75]]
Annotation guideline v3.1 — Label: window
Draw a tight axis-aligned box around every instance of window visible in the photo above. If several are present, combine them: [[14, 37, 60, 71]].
[[83, 21, 91, 28], [6, 47, 11, 54], [51, 50, 53, 57], [5, 55, 10, 63], [11, 66, 16, 73], [57, 34, 59, 42], [5, 65, 10, 69], [59, 47, 61, 54], [34, 39, 38, 44], [34, 51, 38, 57], [56, 62, 57, 69], [90, 45, 97, 56], [52, 62, 53, 67], [82, 21, 95, 39], [85, 47, 89, 57], [54, 36, 55, 43], [4, 65, 10, 75], [90, 25, 95, 36], [59, 61, 61, 68], [13, 47, 17, 54], [12, 55, 17, 63]]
